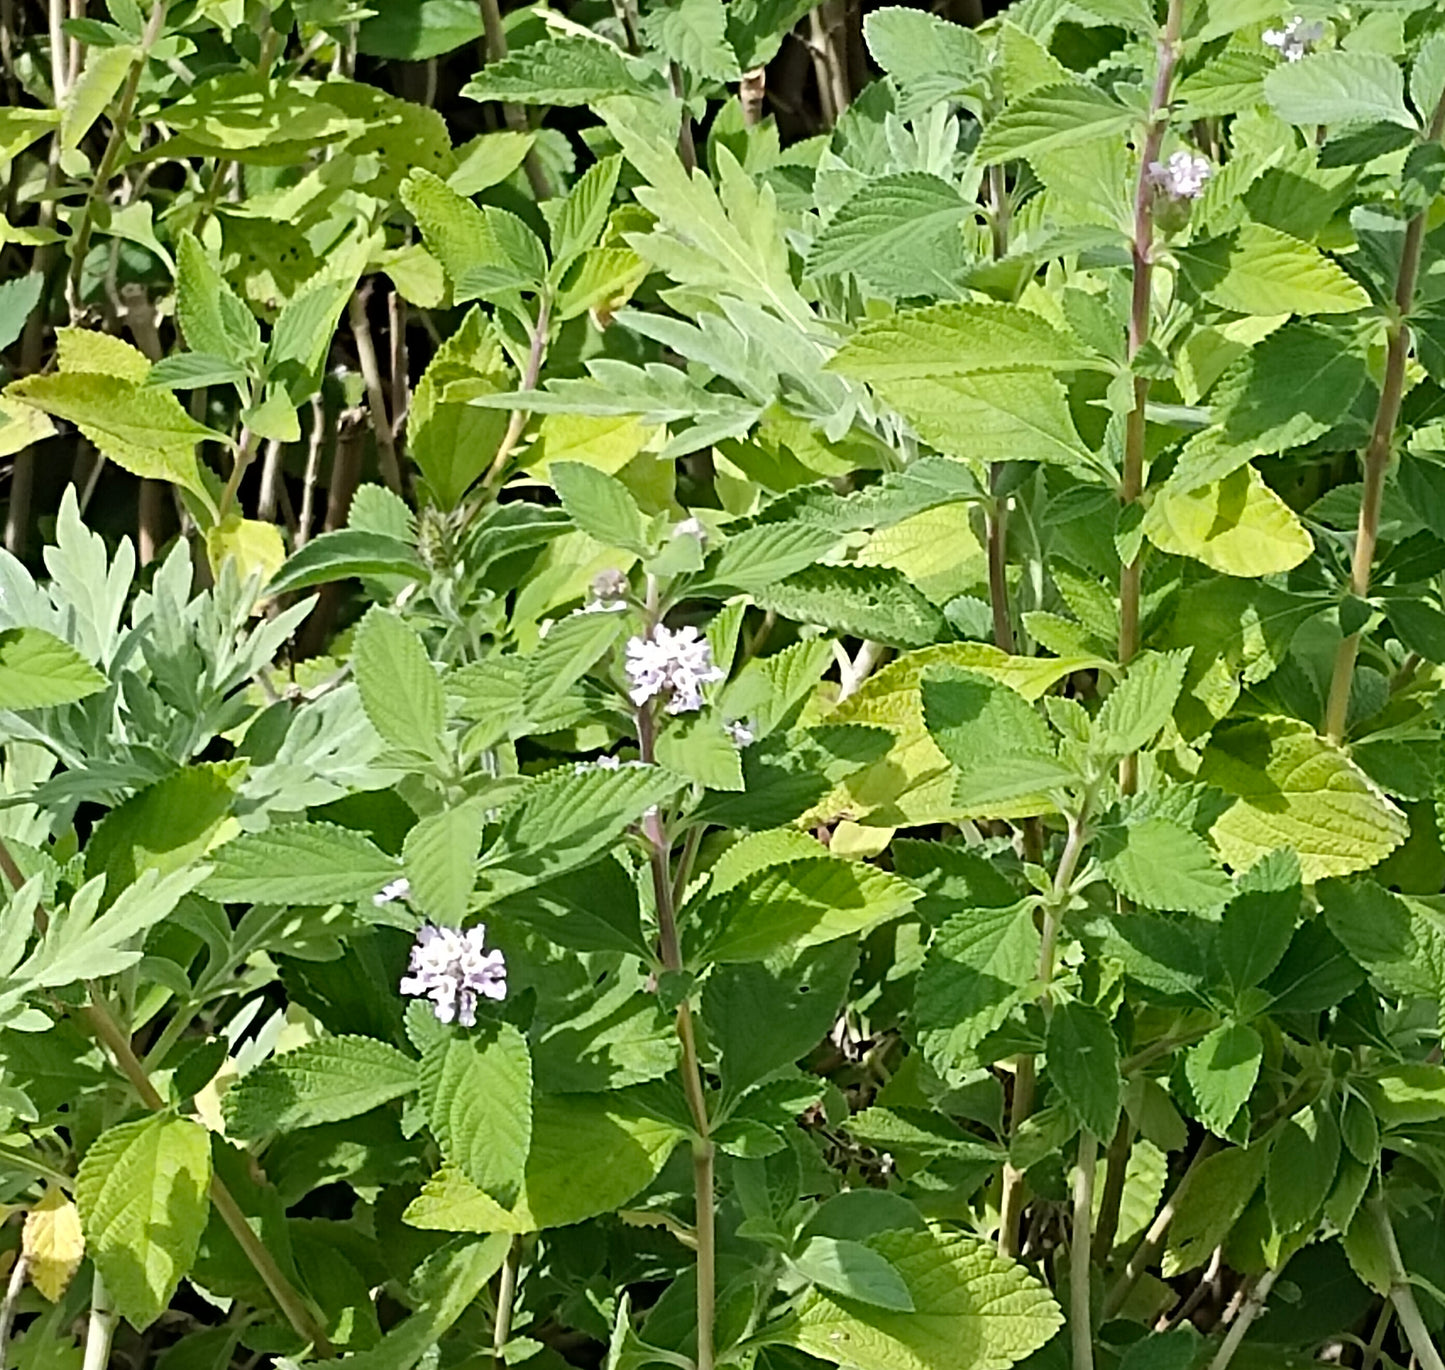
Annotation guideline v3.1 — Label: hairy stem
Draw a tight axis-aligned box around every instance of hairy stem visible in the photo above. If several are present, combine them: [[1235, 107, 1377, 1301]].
[[1205, 1268, 1279, 1370], [480, 293, 552, 495], [1372, 1199, 1445, 1370], [219, 427, 260, 518], [999, 809, 1090, 1256], [1118, 0, 1185, 789], [1324, 94, 1445, 740], [1071, 1133, 1097, 1370], [636, 701, 715, 1370], [66, 0, 167, 317]]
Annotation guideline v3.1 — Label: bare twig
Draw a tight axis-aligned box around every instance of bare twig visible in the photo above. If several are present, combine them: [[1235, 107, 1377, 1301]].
[[0, 1253, 29, 1370], [1205, 1268, 1279, 1370], [349, 285, 404, 496]]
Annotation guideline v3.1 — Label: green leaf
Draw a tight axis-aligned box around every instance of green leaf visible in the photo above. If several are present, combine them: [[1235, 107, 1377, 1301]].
[[922, 669, 1053, 771], [0, 274, 43, 354], [357, 0, 483, 59], [403, 803, 486, 926], [862, 7, 984, 113], [753, 566, 948, 649], [61, 44, 136, 151], [1218, 885, 1299, 995], [1199, 718, 1407, 881], [1178, 225, 1371, 317], [1143, 464, 1313, 576], [1046, 1001, 1120, 1139], [401, 170, 546, 301], [1095, 650, 1190, 757], [1185, 1022, 1263, 1135], [915, 902, 1040, 1082], [697, 522, 842, 595], [463, 38, 655, 105], [550, 460, 650, 554], [1319, 879, 1445, 1003], [203, 822, 399, 904], [783, 1227, 1063, 1370], [0, 627, 107, 710], [977, 83, 1136, 166], [224, 1036, 417, 1139], [641, 0, 740, 82], [794, 1237, 915, 1312], [174, 232, 261, 369], [1267, 1102, 1341, 1233], [353, 607, 446, 759], [491, 858, 648, 957], [1096, 817, 1232, 914], [405, 1090, 684, 1232], [808, 173, 969, 298], [700, 856, 918, 963], [547, 155, 622, 278], [1265, 50, 1414, 129], [422, 1026, 532, 1209], [77, 1117, 211, 1331], [5, 373, 219, 506], [1164, 1145, 1267, 1275], [266, 276, 355, 403], [265, 530, 426, 596]]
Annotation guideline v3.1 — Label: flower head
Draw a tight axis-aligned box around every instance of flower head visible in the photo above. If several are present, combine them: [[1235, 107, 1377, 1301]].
[[1263, 16, 1325, 61], [1147, 150, 1212, 201], [725, 718, 754, 747], [400, 923, 507, 1027], [374, 876, 411, 906], [574, 569, 630, 615], [625, 624, 725, 715]]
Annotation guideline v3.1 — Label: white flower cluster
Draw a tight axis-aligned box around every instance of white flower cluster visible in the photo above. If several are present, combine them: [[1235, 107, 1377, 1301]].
[[1263, 16, 1324, 61], [400, 923, 507, 1026], [1147, 150, 1212, 201], [625, 624, 724, 714], [725, 718, 754, 747]]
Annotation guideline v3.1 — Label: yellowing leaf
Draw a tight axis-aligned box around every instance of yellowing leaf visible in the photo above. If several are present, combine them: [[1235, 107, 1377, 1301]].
[[806, 644, 1103, 826], [23, 1186, 84, 1302], [55, 327, 151, 381], [0, 395, 56, 460], [1200, 717, 1408, 880], [525, 412, 652, 480], [204, 515, 286, 587], [1143, 464, 1312, 576], [1179, 224, 1371, 317]]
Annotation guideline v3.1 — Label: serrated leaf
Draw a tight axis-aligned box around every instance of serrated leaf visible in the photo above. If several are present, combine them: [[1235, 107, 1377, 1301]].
[[23, 1186, 84, 1302], [1186, 1022, 1262, 1135], [1164, 1146, 1267, 1275], [422, 1026, 532, 1209], [62, 44, 136, 151], [977, 84, 1136, 166], [754, 566, 947, 649], [1218, 886, 1299, 994], [922, 670, 1053, 771], [862, 8, 984, 113], [175, 232, 261, 368], [915, 902, 1040, 1082], [641, 0, 740, 81], [783, 1227, 1063, 1370], [225, 1036, 417, 1139], [354, 607, 446, 758], [5, 373, 219, 505], [0, 627, 107, 710], [1096, 650, 1190, 757], [700, 856, 918, 963], [1267, 1102, 1341, 1233], [1200, 718, 1407, 880], [551, 460, 649, 553], [698, 521, 842, 595], [1265, 50, 1413, 129], [794, 1237, 915, 1312], [1143, 464, 1313, 576], [547, 155, 622, 277], [1046, 1001, 1120, 1139], [1097, 817, 1233, 914], [76, 1117, 211, 1331], [203, 822, 399, 904], [265, 530, 426, 596], [463, 38, 655, 105], [401, 170, 546, 301], [403, 804, 487, 926], [1178, 225, 1370, 317]]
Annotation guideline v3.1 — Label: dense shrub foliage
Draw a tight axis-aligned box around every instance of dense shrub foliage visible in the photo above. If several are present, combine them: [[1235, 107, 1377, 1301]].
[[3, 0, 1445, 1368]]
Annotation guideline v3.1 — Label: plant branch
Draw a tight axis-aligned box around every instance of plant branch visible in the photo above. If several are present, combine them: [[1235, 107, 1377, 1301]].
[[0, 1253, 28, 1370], [1092, 1113, 1134, 1262], [81, 1272, 117, 1370], [493, 1236, 521, 1362], [475, 0, 553, 199], [1205, 1267, 1279, 1370], [480, 292, 552, 496], [65, 0, 167, 317], [1372, 1198, 1445, 1370], [349, 284, 405, 496], [1324, 94, 1445, 740], [1071, 1132, 1097, 1370], [220, 426, 260, 518]]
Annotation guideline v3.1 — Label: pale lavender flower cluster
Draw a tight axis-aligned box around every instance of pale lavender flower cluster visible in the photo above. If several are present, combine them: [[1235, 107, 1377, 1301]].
[[1263, 16, 1324, 61], [1147, 151, 1212, 201], [625, 624, 724, 714], [400, 924, 507, 1026], [725, 718, 754, 747], [575, 568, 630, 616], [374, 876, 411, 906]]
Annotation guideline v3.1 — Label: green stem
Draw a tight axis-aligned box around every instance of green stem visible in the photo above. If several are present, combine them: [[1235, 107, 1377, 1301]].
[[1092, 1114, 1134, 1262], [1324, 94, 1445, 740], [1372, 1199, 1445, 1370], [81, 1272, 117, 1370], [219, 426, 260, 518], [1071, 1133, 1097, 1370], [0, 1252, 28, 1370], [1205, 1267, 1279, 1370], [493, 1236, 520, 1362], [65, 0, 167, 316]]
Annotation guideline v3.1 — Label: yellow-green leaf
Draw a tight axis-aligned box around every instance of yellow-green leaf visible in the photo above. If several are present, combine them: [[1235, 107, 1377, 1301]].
[[1143, 464, 1312, 576]]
